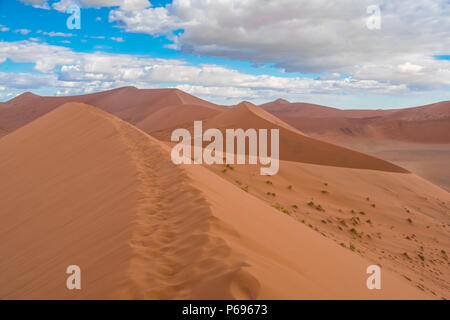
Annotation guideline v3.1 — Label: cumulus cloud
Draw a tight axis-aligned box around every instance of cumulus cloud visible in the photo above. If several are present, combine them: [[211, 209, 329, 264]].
[[22, 0, 151, 12], [109, 0, 450, 91], [19, 0, 50, 9], [0, 40, 421, 105]]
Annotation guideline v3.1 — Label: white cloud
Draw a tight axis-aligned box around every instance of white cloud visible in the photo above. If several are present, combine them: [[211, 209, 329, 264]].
[[0, 40, 422, 105], [43, 31, 74, 37], [398, 62, 424, 74], [52, 0, 150, 12], [110, 37, 125, 42], [19, 0, 50, 9], [109, 0, 450, 91], [14, 29, 32, 35], [0, 25, 10, 32]]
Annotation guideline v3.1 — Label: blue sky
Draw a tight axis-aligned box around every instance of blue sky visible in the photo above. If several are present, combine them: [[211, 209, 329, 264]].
[[0, 0, 448, 108]]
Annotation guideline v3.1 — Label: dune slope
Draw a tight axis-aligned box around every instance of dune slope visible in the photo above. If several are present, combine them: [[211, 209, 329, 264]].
[[0, 87, 224, 140], [260, 99, 450, 191], [153, 101, 408, 173], [0, 103, 427, 299]]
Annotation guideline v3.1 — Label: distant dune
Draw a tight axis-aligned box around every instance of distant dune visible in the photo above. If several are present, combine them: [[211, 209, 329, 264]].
[[152, 101, 408, 173], [260, 99, 450, 191], [0, 103, 431, 299], [260, 100, 450, 143], [0, 87, 224, 140]]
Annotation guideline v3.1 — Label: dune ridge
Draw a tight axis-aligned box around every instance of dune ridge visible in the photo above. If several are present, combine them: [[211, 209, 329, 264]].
[[0, 87, 224, 140], [111, 113, 255, 299]]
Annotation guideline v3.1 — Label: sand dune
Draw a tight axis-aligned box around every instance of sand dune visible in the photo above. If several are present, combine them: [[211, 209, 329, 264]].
[[260, 100, 450, 143], [208, 160, 450, 299], [0, 87, 224, 139], [153, 101, 407, 173], [260, 99, 450, 190], [0, 103, 429, 299], [336, 140, 450, 192]]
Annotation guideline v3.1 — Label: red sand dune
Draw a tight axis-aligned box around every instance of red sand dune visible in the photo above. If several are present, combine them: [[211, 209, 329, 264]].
[[0, 87, 224, 139], [259, 99, 450, 190], [153, 101, 408, 173], [0, 103, 431, 299], [259, 99, 450, 143]]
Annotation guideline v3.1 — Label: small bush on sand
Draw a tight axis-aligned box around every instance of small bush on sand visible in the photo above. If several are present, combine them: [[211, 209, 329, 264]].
[[272, 203, 290, 215]]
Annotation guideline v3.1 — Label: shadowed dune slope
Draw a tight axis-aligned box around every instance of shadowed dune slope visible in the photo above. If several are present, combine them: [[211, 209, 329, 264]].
[[153, 101, 408, 173], [259, 99, 450, 190], [0, 103, 427, 299]]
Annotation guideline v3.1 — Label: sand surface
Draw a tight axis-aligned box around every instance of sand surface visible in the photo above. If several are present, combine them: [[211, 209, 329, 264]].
[[259, 99, 450, 190], [0, 103, 434, 299], [152, 101, 407, 173], [0, 87, 224, 140]]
